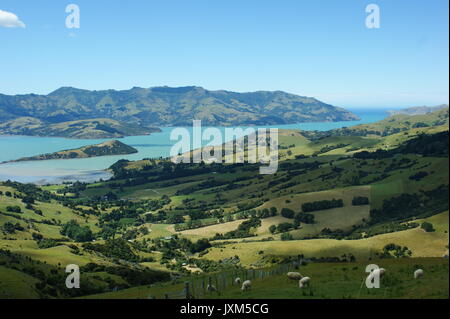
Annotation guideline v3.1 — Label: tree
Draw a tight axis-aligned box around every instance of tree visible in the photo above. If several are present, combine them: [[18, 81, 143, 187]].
[[269, 225, 277, 234], [3, 222, 16, 234], [167, 212, 185, 224], [294, 212, 315, 224], [277, 222, 295, 233], [352, 196, 369, 206], [190, 238, 211, 253], [270, 207, 278, 215], [281, 208, 295, 219], [60, 220, 93, 242], [281, 233, 293, 241], [421, 222, 435, 232]]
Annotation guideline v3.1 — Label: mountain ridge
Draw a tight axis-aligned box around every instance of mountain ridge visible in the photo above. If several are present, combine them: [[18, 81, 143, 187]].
[[0, 86, 360, 136], [388, 104, 449, 116]]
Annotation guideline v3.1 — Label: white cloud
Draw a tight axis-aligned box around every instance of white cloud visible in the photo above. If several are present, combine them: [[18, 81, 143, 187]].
[[0, 9, 26, 28]]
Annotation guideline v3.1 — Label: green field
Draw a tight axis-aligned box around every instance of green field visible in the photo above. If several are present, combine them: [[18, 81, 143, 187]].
[[0, 109, 448, 299]]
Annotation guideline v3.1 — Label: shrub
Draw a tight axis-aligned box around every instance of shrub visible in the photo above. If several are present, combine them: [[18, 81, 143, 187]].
[[302, 199, 344, 212], [352, 196, 370, 206], [421, 222, 435, 232], [269, 225, 277, 234], [281, 233, 294, 241], [60, 220, 93, 242], [281, 208, 295, 219]]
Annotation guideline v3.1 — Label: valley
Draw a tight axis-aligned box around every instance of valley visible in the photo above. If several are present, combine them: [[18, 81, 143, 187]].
[[0, 107, 448, 299]]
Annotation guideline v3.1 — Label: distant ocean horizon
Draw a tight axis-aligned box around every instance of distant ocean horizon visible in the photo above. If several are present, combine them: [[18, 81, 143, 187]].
[[0, 108, 388, 184]]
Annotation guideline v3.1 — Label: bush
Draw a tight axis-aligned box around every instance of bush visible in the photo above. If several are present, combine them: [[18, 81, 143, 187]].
[[6, 206, 22, 213], [294, 212, 315, 224], [60, 220, 93, 242], [190, 238, 212, 253], [409, 171, 428, 181], [421, 222, 435, 232], [281, 233, 294, 241], [302, 199, 344, 212], [269, 225, 277, 234], [83, 238, 139, 262], [352, 196, 369, 206], [281, 208, 295, 219], [277, 222, 295, 233]]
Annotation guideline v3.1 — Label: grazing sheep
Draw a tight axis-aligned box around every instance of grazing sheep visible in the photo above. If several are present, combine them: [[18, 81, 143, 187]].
[[414, 269, 424, 279], [206, 284, 217, 292], [299, 277, 311, 288], [287, 272, 303, 281], [241, 280, 251, 291], [235, 277, 241, 285]]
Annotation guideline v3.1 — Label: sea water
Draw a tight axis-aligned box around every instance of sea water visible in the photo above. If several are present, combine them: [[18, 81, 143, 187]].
[[0, 109, 387, 184]]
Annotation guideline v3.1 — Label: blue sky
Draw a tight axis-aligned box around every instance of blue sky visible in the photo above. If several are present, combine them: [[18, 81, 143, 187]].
[[0, 0, 448, 108]]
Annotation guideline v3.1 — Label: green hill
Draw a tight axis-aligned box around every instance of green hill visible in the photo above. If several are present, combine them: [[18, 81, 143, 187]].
[[0, 118, 159, 139], [0, 116, 448, 299], [388, 104, 448, 116], [0, 87, 359, 135], [302, 107, 449, 139], [4, 140, 138, 163]]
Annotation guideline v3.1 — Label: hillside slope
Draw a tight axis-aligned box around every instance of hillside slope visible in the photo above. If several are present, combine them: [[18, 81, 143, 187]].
[[3, 140, 138, 163], [0, 86, 359, 130], [0, 118, 159, 139], [302, 107, 449, 139], [388, 104, 448, 116]]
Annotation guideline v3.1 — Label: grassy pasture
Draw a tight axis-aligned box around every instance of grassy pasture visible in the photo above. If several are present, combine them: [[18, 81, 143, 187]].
[[202, 211, 448, 266], [81, 257, 448, 299]]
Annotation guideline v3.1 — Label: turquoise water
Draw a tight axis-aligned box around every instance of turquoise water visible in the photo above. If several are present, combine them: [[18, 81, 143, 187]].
[[0, 109, 387, 184]]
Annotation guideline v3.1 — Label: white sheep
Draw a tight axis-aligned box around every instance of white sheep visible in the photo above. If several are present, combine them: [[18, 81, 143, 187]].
[[241, 280, 251, 291], [287, 272, 303, 281], [234, 277, 241, 285], [414, 269, 424, 279], [299, 276, 311, 288]]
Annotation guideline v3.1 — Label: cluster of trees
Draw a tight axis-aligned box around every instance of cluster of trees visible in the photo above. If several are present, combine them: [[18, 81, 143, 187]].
[[294, 212, 315, 224], [269, 210, 316, 235], [409, 171, 428, 181], [281, 208, 314, 223], [354, 131, 449, 160], [36, 238, 64, 249], [281, 233, 294, 241], [60, 220, 93, 242], [2, 221, 24, 234], [381, 243, 412, 258], [83, 238, 138, 262], [313, 143, 350, 156], [80, 262, 170, 287], [189, 238, 212, 253], [174, 207, 278, 232], [370, 185, 449, 223], [212, 217, 262, 240], [421, 222, 435, 232], [6, 206, 22, 213], [280, 208, 295, 218], [302, 199, 344, 212], [0, 190, 12, 196], [351, 196, 370, 206], [269, 222, 295, 234]]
